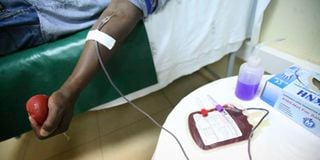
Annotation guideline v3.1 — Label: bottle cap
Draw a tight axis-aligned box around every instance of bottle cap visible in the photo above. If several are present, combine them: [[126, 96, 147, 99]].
[[247, 55, 261, 67]]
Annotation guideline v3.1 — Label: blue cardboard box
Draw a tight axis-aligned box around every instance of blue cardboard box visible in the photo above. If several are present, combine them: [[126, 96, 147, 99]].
[[260, 65, 320, 137]]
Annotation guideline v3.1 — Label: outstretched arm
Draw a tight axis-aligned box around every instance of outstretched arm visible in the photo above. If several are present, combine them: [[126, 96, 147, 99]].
[[28, 0, 143, 139]]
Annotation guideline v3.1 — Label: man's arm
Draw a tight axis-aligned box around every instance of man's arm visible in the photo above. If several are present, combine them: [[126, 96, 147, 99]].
[[28, 0, 143, 139]]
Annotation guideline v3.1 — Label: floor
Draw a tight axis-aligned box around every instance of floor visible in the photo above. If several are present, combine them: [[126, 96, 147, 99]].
[[0, 56, 242, 160]]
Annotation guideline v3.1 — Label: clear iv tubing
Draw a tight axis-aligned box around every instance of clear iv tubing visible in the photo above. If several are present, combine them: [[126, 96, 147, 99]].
[[94, 15, 269, 160], [94, 16, 190, 160], [245, 108, 269, 160]]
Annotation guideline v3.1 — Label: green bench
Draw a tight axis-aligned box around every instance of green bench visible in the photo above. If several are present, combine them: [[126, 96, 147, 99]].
[[0, 21, 158, 141]]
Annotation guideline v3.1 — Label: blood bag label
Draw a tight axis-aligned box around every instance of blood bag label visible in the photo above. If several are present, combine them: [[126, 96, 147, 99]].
[[193, 110, 242, 145]]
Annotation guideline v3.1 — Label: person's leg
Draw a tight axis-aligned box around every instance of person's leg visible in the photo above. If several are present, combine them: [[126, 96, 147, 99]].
[[0, 0, 44, 56]]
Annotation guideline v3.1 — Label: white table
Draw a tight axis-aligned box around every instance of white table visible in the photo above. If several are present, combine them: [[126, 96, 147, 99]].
[[152, 76, 320, 160]]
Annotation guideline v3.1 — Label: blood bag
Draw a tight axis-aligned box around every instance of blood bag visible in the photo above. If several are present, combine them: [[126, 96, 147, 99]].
[[188, 104, 252, 150]]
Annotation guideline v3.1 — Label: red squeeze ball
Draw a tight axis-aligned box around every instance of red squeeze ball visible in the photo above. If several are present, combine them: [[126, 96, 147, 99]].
[[26, 94, 49, 125]]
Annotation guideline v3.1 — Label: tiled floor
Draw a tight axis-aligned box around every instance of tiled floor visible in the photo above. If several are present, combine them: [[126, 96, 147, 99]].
[[0, 56, 242, 160]]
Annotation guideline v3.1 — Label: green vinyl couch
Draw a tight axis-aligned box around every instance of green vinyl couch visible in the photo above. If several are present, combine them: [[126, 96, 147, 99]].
[[0, 21, 158, 141]]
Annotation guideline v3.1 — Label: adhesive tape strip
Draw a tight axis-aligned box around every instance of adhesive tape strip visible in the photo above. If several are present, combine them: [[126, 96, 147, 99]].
[[86, 30, 116, 50]]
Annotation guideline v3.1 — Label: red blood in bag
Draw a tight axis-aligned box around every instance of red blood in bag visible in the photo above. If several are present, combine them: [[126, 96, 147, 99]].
[[26, 94, 49, 125]]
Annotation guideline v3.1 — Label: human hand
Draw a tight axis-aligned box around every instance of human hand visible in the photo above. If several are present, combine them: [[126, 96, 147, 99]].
[[28, 89, 77, 139]]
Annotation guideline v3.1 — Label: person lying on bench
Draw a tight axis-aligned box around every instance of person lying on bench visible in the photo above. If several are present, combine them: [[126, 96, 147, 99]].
[[0, 0, 167, 139]]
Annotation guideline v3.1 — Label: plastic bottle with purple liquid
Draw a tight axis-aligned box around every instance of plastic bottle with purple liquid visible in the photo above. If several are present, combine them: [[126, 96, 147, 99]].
[[235, 55, 264, 100]]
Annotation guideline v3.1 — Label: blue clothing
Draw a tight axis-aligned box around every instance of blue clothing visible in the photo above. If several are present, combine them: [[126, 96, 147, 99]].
[[25, 0, 109, 42], [0, 0, 44, 55], [0, 0, 167, 55], [24, 0, 164, 42]]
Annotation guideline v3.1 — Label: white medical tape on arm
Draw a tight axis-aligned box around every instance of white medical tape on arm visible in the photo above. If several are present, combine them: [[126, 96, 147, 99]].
[[86, 30, 116, 50]]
